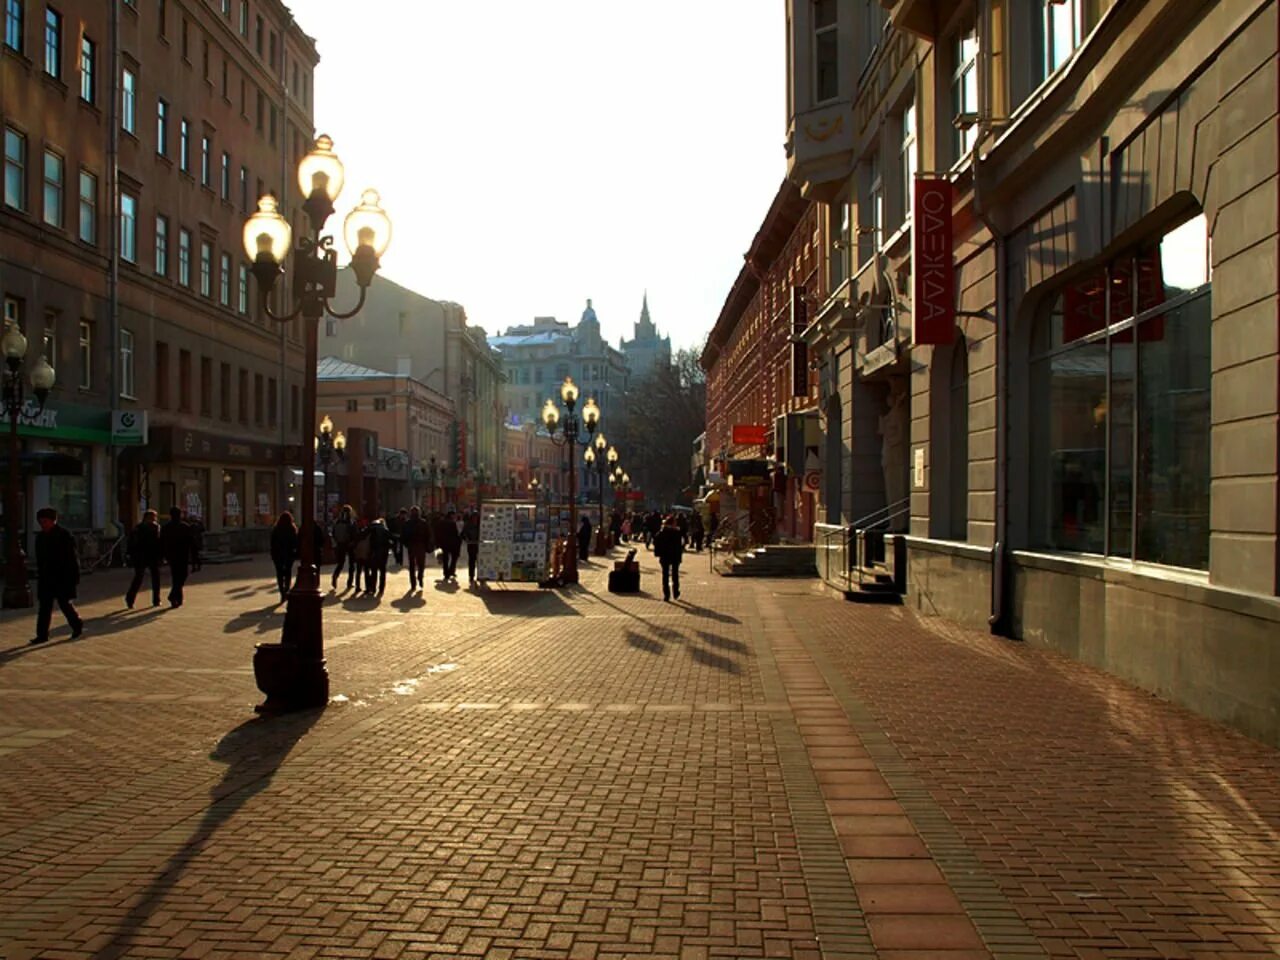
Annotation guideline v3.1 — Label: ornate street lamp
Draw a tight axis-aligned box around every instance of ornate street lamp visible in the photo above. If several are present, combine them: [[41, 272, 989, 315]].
[[528, 476, 541, 502], [472, 464, 488, 514], [541, 380, 599, 585], [2, 322, 55, 609], [424, 454, 439, 513], [583, 430, 611, 555], [243, 133, 391, 713], [315, 415, 345, 527]]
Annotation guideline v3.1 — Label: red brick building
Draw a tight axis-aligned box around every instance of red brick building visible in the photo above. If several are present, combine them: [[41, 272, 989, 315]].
[[700, 181, 824, 544]]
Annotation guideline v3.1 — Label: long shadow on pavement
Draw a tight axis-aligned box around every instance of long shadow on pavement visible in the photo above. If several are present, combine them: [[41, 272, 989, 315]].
[[91, 707, 324, 959], [476, 584, 582, 618], [223, 603, 286, 634], [0, 607, 169, 667], [673, 600, 740, 625]]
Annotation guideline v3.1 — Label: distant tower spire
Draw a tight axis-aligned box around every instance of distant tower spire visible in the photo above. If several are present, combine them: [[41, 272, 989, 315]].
[[637, 291, 654, 337]]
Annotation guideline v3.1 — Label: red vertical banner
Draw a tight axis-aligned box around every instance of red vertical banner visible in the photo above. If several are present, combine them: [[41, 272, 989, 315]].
[[912, 179, 955, 345]]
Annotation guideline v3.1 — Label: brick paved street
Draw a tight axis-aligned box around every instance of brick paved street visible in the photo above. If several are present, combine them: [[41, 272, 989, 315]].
[[0, 549, 1277, 959]]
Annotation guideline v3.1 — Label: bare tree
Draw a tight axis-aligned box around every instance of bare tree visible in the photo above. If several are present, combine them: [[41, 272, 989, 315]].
[[613, 348, 706, 508]]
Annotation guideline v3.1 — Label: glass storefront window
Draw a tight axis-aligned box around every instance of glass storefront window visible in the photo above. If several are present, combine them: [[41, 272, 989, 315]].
[[222, 469, 245, 529], [179, 467, 209, 524], [1030, 213, 1210, 570], [49, 443, 91, 529], [254, 471, 275, 526]]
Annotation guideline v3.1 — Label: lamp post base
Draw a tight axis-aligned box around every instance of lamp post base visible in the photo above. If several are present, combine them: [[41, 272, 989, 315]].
[[253, 565, 329, 713], [2, 553, 31, 609]]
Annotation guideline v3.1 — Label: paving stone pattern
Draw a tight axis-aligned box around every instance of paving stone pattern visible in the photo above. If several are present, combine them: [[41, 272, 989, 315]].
[[0, 549, 1276, 959]]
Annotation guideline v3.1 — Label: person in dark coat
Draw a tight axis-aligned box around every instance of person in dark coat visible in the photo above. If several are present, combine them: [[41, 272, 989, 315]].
[[403, 506, 430, 590], [269, 511, 299, 601], [30, 507, 83, 644], [388, 508, 407, 568], [160, 506, 201, 608], [462, 510, 481, 586], [329, 505, 358, 591], [363, 518, 391, 596], [577, 515, 593, 562], [435, 511, 462, 583], [689, 512, 705, 552], [125, 509, 163, 609], [653, 515, 685, 603], [645, 511, 662, 549]]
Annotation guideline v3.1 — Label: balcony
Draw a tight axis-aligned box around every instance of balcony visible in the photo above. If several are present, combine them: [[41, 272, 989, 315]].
[[786, 100, 855, 201], [878, 0, 938, 40]]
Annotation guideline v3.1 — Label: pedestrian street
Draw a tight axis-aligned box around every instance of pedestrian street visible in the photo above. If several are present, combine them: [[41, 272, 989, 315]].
[[0, 548, 1277, 959]]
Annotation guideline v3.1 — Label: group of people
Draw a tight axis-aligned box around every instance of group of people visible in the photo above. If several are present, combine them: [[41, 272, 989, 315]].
[[608, 509, 713, 553], [269, 504, 486, 600]]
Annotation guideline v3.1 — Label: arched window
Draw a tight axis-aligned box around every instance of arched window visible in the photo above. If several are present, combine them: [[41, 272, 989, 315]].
[[1029, 212, 1211, 569]]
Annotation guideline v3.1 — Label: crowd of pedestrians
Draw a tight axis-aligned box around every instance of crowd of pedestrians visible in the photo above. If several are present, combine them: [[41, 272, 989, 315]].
[[21, 498, 723, 645]]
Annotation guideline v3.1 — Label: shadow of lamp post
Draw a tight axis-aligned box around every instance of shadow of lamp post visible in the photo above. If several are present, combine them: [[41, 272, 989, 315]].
[[243, 134, 391, 713], [2, 323, 55, 609]]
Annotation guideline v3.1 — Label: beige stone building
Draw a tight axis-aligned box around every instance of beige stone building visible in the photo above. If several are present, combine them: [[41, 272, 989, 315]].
[[785, 0, 1278, 743]]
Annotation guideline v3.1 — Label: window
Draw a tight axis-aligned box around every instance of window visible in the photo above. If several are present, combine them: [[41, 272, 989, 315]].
[[220, 57, 227, 98], [220, 0, 229, 16], [253, 14, 262, 55], [219, 361, 231, 420], [951, 24, 979, 161], [178, 348, 191, 411], [302, 72, 309, 108], [41, 311, 55, 365], [42, 6, 59, 78], [267, 376, 277, 426], [121, 67, 136, 134], [4, 126, 25, 210], [1040, 0, 1085, 80], [373, 397, 387, 412], [157, 0, 165, 37], [255, 89, 263, 131], [813, 0, 838, 103], [180, 16, 187, 59], [77, 169, 95, 243], [119, 328, 135, 398], [41, 150, 62, 227], [199, 240, 211, 296], [345, 398, 357, 413], [239, 165, 247, 212], [220, 151, 229, 199], [200, 356, 211, 416], [237, 367, 248, 423], [901, 100, 917, 225], [179, 118, 189, 172], [119, 192, 136, 262], [154, 340, 168, 408], [78, 35, 94, 102], [4, 0, 21, 52], [237, 262, 247, 313], [201, 35, 208, 80], [238, 0, 246, 36], [153, 214, 167, 274], [156, 99, 168, 155], [324, 318, 335, 337], [178, 227, 191, 285], [253, 372, 263, 424], [268, 31, 275, 68], [200, 134, 209, 186], [268, 105, 276, 145], [78, 319, 91, 389], [219, 251, 230, 305], [1030, 213, 1211, 570]]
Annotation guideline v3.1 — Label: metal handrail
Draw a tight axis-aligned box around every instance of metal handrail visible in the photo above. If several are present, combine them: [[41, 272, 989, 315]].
[[848, 496, 910, 532], [851, 499, 911, 587]]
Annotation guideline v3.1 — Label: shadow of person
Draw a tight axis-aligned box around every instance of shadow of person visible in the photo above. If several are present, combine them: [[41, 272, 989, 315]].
[[674, 601, 740, 625], [90, 708, 324, 959], [625, 630, 664, 656], [223, 602, 285, 634], [695, 630, 749, 655], [433, 580, 460, 594], [688, 644, 741, 675], [390, 593, 427, 613], [0, 606, 171, 667]]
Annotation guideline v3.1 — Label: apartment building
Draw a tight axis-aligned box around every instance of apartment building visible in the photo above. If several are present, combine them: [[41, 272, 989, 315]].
[[1, 0, 317, 551], [785, 0, 1278, 743]]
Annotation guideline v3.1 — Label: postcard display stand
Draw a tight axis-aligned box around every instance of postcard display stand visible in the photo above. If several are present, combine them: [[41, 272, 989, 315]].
[[477, 500, 548, 582]]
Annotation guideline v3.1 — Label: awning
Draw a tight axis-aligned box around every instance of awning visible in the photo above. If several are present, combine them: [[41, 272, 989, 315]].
[[0, 451, 85, 478]]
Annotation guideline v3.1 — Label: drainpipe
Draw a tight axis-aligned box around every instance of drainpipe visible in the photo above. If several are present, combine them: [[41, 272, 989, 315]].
[[972, 0, 1011, 637], [107, 1, 121, 530]]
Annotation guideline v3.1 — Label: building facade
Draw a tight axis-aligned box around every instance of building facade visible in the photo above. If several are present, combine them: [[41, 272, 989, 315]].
[[619, 293, 671, 382], [493, 300, 630, 435], [502, 421, 566, 500], [784, 0, 1278, 744], [1, 0, 317, 552], [701, 180, 824, 546], [325, 268, 507, 500]]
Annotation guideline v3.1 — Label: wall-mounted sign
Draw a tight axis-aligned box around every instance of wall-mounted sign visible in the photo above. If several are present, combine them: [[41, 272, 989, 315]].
[[111, 410, 149, 445], [912, 178, 954, 345], [732, 424, 767, 446], [913, 446, 926, 489]]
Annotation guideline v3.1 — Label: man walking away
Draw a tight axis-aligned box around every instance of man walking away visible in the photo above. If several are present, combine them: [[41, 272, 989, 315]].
[[388, 508, 407, 568], [436, 511, 462, 583], [654, 515, 685, 603], [577, 514, 593, 563], [365, 517, 391, 596], [269, 511, 299, 601], [125, 509, 163, 608], [330, 505, 357, 591], [160, 507, 201, 607], [30, 507, 83, 644], [690, 512, 705, 552], [462, 509, 481, 586], [403, 506, 429, 590]]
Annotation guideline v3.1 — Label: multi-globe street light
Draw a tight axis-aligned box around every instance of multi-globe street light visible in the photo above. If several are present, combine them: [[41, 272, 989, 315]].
[[540, 378, 599, 585], [242, 133, 391, 713], [2, 323, 56, 609], [315, 415, 346, 526], [582, 431, 611, 555]]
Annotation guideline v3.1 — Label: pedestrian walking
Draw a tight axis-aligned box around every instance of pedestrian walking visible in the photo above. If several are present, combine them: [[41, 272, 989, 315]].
[[610, 510, 622, 545], [330, 505, 357, 591], [645, 511, 662, 549], [125, 509, 163, 609], [364, 517, 391, 596], [654, 515, 685, 603], [403, 506, 430, 590], [690, 512, 705, 552], [436, 510, 462, 583], [29, 507, 83, 645], [160, 506, 201, 608], [577, 514, 593, 561], [269, 511, 299, 601], [388, 507, 407, 568], [462, 509, 481, 586]]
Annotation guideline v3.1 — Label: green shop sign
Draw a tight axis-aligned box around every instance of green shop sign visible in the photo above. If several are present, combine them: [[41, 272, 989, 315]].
[[16, 398, 115, 445]]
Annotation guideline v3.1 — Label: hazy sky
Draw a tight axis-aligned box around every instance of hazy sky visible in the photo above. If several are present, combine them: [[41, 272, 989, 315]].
[[290, 1, 786, 352]]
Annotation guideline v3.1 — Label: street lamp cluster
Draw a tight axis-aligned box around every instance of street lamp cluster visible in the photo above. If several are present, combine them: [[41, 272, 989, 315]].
[[2, 324, 56, 609], [540, 378, 599, 585], [315, 415, 346, 520], [246, 133, 391, 713]]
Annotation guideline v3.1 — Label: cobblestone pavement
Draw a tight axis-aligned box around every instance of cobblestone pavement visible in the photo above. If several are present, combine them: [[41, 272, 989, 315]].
[[0, 547, 1276, 959]]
